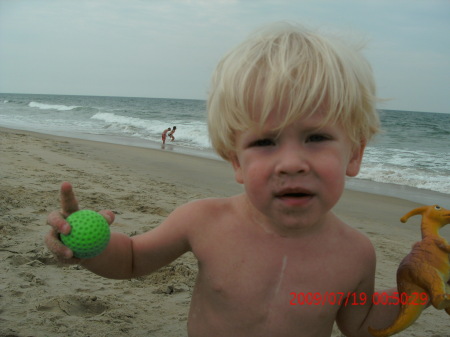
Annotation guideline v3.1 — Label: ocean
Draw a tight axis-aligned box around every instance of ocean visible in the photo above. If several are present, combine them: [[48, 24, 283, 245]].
[[1, 93, 449, 205]]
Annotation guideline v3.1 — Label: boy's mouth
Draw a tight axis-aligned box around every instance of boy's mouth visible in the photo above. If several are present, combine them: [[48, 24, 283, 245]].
[[274, 188, 314, 200], [282, 193, 311, 197]]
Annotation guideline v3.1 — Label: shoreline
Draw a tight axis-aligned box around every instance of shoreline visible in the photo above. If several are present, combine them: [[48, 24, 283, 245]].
[[1, 126, 449, 336], [2, 125, 449, 206]]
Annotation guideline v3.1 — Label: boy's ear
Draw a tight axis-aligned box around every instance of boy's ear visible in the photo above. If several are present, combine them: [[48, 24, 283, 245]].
[[230, 153, 244, 184], [346, 141, 366, 177]]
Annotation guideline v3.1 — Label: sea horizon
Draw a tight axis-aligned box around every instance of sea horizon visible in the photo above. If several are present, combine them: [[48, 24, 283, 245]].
[[1, 92, 449, 206]]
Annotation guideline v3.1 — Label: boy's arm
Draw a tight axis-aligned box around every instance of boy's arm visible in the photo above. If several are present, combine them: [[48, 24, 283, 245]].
[[81, 207, 192, 279], [45, 182, 191, 279], [337, 286, 402, 337], [335, 240, 402, 337]]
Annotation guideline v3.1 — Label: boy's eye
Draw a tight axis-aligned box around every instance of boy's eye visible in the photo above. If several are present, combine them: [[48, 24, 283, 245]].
[[306, 134, 330, 143], [251, 138, 275, 147]]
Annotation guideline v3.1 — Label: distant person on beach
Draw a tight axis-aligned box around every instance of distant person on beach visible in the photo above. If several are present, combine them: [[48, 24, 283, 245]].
[[168, 126, 177, 141], [46, 23, 416, 336], [161, 127, 171, 144]]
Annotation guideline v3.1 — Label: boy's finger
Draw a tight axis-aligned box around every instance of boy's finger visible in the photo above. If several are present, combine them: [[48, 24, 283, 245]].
[[99, 209, 115, 225], [47, 210, 71, 234], [60, 182, 79, 216], [45, 229, 73, 259], [45, 230, 81, 263]]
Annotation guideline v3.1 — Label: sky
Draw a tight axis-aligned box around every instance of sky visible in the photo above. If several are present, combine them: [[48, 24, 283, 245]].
[[0, 0, 449, 114]]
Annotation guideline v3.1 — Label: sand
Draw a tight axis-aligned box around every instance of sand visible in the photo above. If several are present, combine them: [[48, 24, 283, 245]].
[[0, 127, 448, 337]]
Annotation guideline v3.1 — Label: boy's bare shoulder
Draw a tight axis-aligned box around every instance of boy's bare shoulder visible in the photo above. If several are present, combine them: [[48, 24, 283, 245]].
[[176, 195, 239, 212], [169, 195, 241, 246], [334, 214, 372, 243], [332, 216, 376, 265], [169, 195, 241, 226], [343, 221, 373, 245]]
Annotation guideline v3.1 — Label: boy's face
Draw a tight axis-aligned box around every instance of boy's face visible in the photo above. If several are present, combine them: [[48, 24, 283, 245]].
[[230, 110, 365, 235]]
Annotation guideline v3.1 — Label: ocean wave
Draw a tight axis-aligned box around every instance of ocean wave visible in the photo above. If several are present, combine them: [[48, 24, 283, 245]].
[[358, 163, 449, 194], [91, 112, 211, 149], [28, 101, 79, 111], [92, 111, 144, 125], [2, 94, 448, 196], [360, 146, 449, 194]]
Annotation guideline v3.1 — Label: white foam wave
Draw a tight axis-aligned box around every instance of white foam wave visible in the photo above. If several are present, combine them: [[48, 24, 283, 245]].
[[364, 147, 449, 173], [91, 112, 211, 149], [358, 165, 448, 193], [92, 112, 146, 128], [359, 147, 450, 195], [29, 101, 78, 111]]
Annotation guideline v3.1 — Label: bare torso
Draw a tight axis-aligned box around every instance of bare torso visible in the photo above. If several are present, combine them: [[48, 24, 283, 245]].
[[184, 195, 374, 336]]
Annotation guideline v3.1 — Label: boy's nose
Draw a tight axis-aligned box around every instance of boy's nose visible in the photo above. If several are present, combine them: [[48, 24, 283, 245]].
[[275, 143, 310, 175]]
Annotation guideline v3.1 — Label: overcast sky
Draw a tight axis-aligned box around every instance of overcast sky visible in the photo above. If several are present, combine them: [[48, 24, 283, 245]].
[[0, 0, 449, 113]]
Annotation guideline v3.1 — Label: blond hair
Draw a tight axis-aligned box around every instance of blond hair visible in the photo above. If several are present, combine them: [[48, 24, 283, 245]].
[[207, 22, 380, 161]]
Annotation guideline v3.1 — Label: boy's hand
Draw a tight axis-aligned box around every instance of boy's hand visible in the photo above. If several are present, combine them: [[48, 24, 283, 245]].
[[45, 182, 115, 263]]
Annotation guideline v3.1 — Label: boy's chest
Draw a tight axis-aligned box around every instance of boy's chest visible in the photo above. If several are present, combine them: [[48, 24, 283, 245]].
[[201, 248, 351, 299], [194, 234, 358, 318], [191, 244, 354, 335]]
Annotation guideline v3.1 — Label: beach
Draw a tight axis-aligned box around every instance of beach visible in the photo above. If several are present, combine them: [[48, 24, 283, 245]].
[[1, 126, 449, 337]]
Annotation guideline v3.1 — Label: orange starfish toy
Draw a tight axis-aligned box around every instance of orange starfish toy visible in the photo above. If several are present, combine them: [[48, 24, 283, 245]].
[[369, 205, 450, 337]]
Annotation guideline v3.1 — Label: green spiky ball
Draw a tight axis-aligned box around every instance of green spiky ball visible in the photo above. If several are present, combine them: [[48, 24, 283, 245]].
[[61, 210, 111, 259]]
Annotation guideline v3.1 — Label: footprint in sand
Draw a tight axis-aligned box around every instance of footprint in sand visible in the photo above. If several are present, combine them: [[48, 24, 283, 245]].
[[37, 295, 109, 318]]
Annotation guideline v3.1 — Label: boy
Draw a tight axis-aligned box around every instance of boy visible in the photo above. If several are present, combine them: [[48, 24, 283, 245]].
[[161, 127, 171, 144], [46, 23, 407, 336], [169, 126, 177, 141]]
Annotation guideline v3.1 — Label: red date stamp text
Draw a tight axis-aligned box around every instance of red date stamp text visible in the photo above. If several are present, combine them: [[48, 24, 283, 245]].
[[289, 291, 429, 306]]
